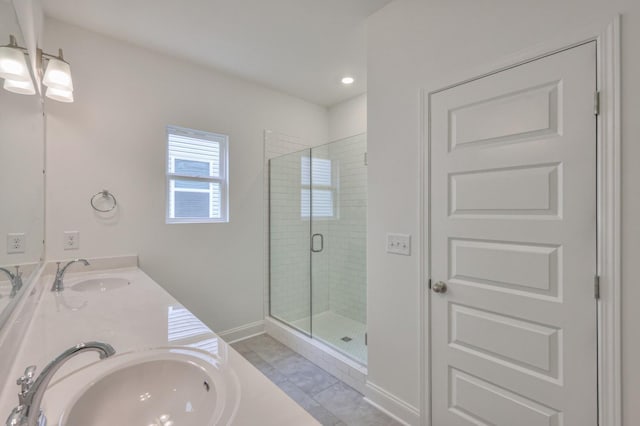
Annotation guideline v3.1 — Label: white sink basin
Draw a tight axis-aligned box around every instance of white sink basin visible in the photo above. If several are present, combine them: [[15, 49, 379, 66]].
[[65, 359, 214, 425], [70, 277, 130, 292], [48, 348, 239, 426]]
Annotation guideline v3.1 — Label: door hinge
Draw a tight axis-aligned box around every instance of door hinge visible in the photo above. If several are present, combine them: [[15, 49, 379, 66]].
[[364, 152, 368, 166], [594, 275, 601, 299], [594, 91, 601, 116], [365, 332, 368, 346]]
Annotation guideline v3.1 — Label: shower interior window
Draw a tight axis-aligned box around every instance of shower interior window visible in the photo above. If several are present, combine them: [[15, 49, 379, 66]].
[[300, 156, 338, 219]]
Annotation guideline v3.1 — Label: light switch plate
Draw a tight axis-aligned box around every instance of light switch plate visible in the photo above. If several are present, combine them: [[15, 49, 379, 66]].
[[387, 233, 411, 256], [7, 233, 25, 254], [63, 231, 80, 250]]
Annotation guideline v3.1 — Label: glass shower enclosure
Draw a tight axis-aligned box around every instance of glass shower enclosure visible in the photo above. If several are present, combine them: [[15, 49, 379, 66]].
[[269, 134, 367, 365]]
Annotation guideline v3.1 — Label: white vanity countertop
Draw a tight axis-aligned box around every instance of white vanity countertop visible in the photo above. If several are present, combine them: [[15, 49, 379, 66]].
[[0, 259, 318, 425]]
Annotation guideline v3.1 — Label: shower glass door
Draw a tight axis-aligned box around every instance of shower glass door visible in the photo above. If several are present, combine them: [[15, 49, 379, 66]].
[[269, 134, 368, 365], [269, 148, 312, 335], [308, 143, 331, 347]]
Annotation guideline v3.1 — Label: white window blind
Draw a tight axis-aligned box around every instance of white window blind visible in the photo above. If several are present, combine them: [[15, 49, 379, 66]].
[[166, 126, 228, 223], [301, 156, 336, 218], [167, 306, 220, 354], [301, 157, 332, 186]]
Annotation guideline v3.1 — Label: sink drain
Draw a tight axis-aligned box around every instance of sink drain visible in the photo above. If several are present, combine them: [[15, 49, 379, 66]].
[[341, 336, 352, 342]]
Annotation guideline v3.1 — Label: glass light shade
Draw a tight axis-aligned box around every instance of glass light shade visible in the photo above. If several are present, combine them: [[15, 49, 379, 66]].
[[3, 78, 35, 95], [46, 86, 74, 103], [42, 58, 73, 91], [0, 46, 30, 82]]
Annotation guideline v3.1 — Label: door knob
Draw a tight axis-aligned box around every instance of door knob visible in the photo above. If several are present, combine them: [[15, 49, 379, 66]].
[[432, 281, 447, 294]]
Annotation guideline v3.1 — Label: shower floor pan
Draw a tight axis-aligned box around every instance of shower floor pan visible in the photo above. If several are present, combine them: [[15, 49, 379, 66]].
[[291, 311, 367, 365]]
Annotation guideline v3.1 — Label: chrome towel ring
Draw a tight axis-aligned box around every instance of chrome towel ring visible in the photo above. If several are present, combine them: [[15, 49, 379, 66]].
[[90, 190, 117, 213]]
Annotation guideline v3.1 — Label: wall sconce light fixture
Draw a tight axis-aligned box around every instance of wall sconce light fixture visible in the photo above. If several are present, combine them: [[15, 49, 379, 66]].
[[0, 35, 34, 95], [0, 34, 74, 102]]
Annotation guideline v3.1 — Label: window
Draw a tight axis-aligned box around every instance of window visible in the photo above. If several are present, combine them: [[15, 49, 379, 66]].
[[166, 125, 228, 223], [301, 156, 337, 218]]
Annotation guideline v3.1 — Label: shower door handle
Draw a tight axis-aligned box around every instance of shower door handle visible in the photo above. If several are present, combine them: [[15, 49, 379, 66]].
[[311, 233, 324, 253]]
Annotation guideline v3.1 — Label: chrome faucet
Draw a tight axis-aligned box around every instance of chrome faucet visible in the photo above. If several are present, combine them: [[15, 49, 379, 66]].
[[0, 266, 23, 298], [5, 342, 116, 426], [51, 259, 90, 292]]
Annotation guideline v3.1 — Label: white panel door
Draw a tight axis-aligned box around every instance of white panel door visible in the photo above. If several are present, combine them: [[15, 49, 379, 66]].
[[430, 42, 597, 426]]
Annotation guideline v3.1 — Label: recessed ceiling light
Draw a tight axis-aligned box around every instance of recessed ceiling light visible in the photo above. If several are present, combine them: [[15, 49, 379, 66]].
[[341, 76, 354, 85]]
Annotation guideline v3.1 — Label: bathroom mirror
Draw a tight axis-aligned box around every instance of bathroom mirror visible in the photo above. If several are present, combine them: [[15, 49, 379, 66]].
[[0, 2, 44, 327]]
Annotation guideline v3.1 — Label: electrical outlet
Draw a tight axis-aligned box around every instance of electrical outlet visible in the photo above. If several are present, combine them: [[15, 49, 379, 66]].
[[63, 231, 80, 250], [7, 233, 25, 254], [386, 233, 411, 256]]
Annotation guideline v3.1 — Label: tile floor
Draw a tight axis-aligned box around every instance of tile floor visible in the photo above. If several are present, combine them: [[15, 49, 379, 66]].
[[232, 334, 400, 426]]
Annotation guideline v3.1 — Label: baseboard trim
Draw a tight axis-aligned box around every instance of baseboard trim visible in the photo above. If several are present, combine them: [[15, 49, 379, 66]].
[[365, 381, 420, 426], [217, 320, 265, 343]]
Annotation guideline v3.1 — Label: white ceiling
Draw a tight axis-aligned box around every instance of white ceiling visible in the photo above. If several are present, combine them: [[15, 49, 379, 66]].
[[42, 0, 393, 106]]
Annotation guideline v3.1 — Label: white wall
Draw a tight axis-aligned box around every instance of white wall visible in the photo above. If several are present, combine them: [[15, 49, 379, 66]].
[[43, 18, 328, 335], [328, 93, 367, 141], [0, 90, 43, 267], [366, 0, 640, 423]]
